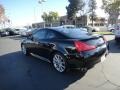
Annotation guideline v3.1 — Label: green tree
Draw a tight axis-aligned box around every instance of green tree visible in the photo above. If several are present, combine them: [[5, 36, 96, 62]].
[[66, 0, 85, 21], [41, 11, 59, 23], [51, 12, 59, 22], [41, 12, 48, 22], [102, 0, 120, 24], [41, 11, 59, 27], [48, 11, 59, 22], [88, 0, 97, 26]]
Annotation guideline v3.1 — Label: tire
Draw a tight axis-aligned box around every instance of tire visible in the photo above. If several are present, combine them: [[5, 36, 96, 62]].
[[110, 29, 114, 32], [21, 44, 30, 56], [52, 52, 68, 73], [92, 29, 96, 32]]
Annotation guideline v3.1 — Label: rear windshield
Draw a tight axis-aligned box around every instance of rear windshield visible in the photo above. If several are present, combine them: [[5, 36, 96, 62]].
[[57, 28, 89, 38]]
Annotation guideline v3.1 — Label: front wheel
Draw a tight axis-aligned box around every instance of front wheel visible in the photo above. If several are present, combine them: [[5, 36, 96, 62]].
[[21, 44, 30, 56], [52, 53, 68, 73]]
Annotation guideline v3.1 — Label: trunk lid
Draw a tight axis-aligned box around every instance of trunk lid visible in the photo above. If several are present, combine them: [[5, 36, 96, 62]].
[[75, 34, 105, 47]]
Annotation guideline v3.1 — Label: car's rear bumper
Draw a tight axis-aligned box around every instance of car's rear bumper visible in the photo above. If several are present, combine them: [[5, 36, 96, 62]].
[[66, 47, 108, 69]]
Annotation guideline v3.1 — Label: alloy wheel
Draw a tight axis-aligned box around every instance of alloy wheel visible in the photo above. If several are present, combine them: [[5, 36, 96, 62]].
[[21, 45, 27, 55], [53, 54, 66, 72]]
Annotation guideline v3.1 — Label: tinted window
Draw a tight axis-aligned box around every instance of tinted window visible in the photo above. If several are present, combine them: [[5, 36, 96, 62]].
[[33, 30, 47, 39], [46, 31, 56, 39], [56, 28, 88, 39], [46, 29, 67, 39]]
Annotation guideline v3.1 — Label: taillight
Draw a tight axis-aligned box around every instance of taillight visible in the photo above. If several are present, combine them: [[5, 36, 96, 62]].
[[74, 41, 96, 52]]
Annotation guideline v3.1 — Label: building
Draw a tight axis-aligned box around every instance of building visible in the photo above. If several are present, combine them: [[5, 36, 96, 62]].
[[117, 19, 120, 23], [32, 15, 107, 30]]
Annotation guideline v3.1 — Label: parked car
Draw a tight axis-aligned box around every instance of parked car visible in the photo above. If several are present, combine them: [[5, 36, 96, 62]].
[[0, 28, 21, 36], [114, 23, 120, 43], [107, 24, 115, 32], [81, 26, 93, 33], [0, 30, 9, 37], [21, 28, 108, 73], [13, 29, 21, 35], [56, 25, 76, 29], [82, 26, 100, 32], [5, 28, 19, 35], [19, 29, 30, 36], [92, 26, 100, 32], [19, 28, 38, 37]]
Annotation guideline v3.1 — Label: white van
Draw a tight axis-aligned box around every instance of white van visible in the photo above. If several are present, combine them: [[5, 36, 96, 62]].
[[114, 23, 120, 43]]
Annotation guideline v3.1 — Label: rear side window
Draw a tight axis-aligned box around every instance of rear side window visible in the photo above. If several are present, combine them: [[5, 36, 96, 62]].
[[58, 28, 88, 39], [33, 30, 47, 39], [46, 29, 67, 39], [46, 31, 57, 39]]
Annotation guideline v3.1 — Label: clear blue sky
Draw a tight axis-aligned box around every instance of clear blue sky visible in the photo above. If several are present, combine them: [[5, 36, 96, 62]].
[[0, 0, 106, 27], [0, 0, 69, 27]]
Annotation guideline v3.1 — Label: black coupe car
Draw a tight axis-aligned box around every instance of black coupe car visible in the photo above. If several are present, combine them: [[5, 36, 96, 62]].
[[21, 28, 108, 73]]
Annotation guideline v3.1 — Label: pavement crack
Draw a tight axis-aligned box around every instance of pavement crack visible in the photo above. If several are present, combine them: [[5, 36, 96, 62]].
[[100, 63, 120, 88]]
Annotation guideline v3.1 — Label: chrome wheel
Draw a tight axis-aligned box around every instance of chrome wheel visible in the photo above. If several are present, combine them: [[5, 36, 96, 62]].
[[53, 54, 66, 72], [21, 45, 27, 55]]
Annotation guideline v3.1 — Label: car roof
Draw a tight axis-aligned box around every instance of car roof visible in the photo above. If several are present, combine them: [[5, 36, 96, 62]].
[[32, 27, 88, 36], [47, 27, 87, 31]]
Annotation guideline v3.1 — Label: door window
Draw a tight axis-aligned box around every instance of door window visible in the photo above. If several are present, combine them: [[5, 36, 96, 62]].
[[46, 31, 57, 39], [33, 30, 47, 39]]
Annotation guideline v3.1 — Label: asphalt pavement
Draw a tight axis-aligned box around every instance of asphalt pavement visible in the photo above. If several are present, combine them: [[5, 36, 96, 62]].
[[0, 35, 120, 90]]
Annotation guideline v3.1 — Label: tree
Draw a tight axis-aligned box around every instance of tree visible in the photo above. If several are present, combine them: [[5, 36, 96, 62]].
[[41, 11, 59, 22], [41, 11, 59, 27], [48, 11, 59, 22], [41, 12, 48, 22], [0, 4, 5, 23], [88, 0, 97, 26], [66, 0, 85, 20], [0, 4, 5, 16], [0, 4, 10, 28], [102, 0, 120, 24], [111, 0, 120, 9]]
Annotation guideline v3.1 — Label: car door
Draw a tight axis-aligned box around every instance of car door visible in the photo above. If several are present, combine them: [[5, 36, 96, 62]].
[[32, 29, 47, 56], [34, 29, 58, 59], [41, 29, 58, 59]]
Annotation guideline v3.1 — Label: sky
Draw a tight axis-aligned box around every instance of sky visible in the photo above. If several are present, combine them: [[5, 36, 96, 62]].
[[0, 0, 106, 27]]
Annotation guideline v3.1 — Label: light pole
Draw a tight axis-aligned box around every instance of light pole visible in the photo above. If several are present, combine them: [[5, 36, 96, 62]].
[[38, 0, 46, 28], [38, 0, 46, 4]]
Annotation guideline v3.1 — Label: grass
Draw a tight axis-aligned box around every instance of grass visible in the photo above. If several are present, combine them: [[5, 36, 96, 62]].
[[93, 31, 113, 35]]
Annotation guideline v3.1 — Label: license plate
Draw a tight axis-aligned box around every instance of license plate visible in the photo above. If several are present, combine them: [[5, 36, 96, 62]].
[[101, 54, 106, 62]]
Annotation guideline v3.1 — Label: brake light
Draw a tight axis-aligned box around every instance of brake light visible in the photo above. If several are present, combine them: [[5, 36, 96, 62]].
[[74, 41, 96, 52]]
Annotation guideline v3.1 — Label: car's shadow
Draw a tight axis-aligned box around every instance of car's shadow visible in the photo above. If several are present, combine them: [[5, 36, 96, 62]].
[[108, 39, 120, 53], [0, 51, 86, 90]]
